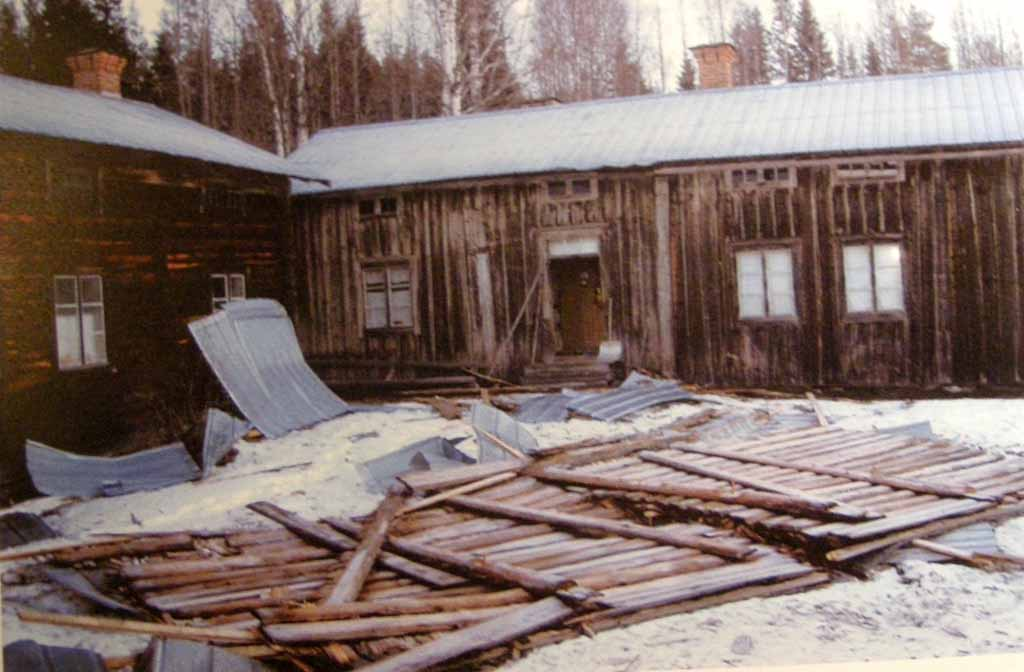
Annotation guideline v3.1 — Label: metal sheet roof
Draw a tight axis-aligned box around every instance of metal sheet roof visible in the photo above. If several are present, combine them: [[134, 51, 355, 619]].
[[289, 68, 1024, 195], [0, 74, 322, 180]]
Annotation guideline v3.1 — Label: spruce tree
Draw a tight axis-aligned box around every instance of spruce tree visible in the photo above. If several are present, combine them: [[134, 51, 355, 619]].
[[790, 0, 833, 81], [677, 54, 697, 90]]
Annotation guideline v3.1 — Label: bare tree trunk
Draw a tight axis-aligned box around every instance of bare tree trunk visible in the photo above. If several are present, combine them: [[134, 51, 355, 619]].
[[429, 0, 461, 115]]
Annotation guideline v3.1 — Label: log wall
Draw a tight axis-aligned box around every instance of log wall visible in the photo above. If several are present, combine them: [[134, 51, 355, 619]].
[[293, 151, 1024, 390], [0, 133, 290, 500]]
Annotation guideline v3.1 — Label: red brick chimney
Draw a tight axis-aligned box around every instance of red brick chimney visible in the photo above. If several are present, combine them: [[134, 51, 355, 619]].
[[65, 50, 126, 98], [690, 43, 738, 90]]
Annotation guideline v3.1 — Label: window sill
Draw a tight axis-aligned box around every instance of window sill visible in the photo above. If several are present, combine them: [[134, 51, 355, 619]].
[[58, 362, 111, 374], [843, 311, 907, 324], [738, 316, 800, 326]]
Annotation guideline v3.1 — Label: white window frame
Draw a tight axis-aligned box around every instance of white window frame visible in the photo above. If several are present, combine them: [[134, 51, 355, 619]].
[[211, 273, 246, 311], [545, 177, 597, 203], [54, 275, 107, 370], [728, 165, 796, 191], [361, 261, 415, 332], [735, 247, 798, 321], [357, 196, 400, 219], [842, 242, 906, 316], [833, 160, 905, 185]]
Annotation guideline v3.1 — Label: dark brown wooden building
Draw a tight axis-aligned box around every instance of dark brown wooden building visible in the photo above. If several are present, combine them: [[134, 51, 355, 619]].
[[0, 52, 316, 499], [286, 49, 1024, 392]]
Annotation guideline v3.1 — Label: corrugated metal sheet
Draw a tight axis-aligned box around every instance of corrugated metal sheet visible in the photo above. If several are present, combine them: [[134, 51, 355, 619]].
[[25, 440, 200, 498], [289, 68, 1024, 194], [3, 640, 106, 672], [471, 403, 541, 462], [189, 300, 350, 439], [0, 512, 56, 549], [201, 408, 250, 477], [361, 436, 475, 493], [142, 638, 269, 672], [566, 382, 696, 422], [0, 74, 320, 180], [43, 567, 142, 616], [515, 393, 575, 424]]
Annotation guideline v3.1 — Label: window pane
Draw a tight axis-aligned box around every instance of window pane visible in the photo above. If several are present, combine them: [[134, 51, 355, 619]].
[[211, 275, 227, 300], [56, 305, 82, 368], [736, 251, 765, 318], [389, 286, 413, 327], [379, 198, 398, 215], [81, 306, 107, 364], [765, 250, 796, 317], [874, 243, 901, 270], [79, 276, 102, 304], [364, 269, 386, 288], [55, 277, 78, 305], [358, 200, 375, 217], [388, 266, 411, 287], [547, 181, 567, 198], [365, 289, 388, 329], [874, 244, 904, 311], [843, 245, 872, 312], [571, 179, 591, 196], [229, 274, 246, 300]]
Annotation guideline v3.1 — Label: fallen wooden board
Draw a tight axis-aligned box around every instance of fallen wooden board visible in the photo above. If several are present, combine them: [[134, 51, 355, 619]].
[[264, 605, 518, 643], [398, 461, 527, 492], [257, 589, 531, 624], [446, 495, 754, 560], [16, 609, 261, 644], [358, 596, 575, 672], [400, 473, 517, 515]]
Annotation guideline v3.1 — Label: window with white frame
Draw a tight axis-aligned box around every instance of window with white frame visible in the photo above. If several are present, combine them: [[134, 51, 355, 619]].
[[834, 161, 904, 185], [364, 263, 413, 330], [842, 242, 905, 314], [736, 248, 797, 319], [729, 165, 795, 191], [54, 275, 107, 370], [546, 177, 596, 202], [211, 273, 246, 311], [358, 196, 399, 219]]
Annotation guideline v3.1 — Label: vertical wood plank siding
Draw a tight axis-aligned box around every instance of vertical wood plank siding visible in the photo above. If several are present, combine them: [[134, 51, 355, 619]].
[[292, 154, 1024, 388]]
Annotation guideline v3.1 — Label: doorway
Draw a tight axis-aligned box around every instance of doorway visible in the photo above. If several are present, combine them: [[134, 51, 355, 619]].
[[549, 255, 606, 355]]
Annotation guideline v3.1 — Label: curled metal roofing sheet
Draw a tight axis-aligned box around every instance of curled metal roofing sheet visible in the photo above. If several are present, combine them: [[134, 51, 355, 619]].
[[3, 640, 106, 672], [201, 408, 251, 477], [566, 382, 696, 422], [471, 403, 541, 462], [290, 68, 1024, 194], [515, 393, 575, 424], [25, 440, 200, 498], [189, 300, 349, 439], [361, 436, 475, 493], [0, 74, 321, 180], [0, 512, 56, 549]]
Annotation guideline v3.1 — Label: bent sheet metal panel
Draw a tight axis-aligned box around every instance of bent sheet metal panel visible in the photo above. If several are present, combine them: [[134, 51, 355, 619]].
[[189, 300, 349, 439], [471, 403, 541, 462], [0, 512, 57, 549], [201, 408, 251, 477], [566, 383, 697, 422], [25, 440, 200, 498], [3, 640, 107, 672], [361, 436, 476, 493], [142, 638, 269, 672]]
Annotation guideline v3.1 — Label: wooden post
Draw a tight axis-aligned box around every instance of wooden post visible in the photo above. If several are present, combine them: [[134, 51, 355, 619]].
[[654, 176, 676, 375]]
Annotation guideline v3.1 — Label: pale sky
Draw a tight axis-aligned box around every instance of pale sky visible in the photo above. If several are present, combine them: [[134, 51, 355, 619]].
[[131, 0, 1024, 92]]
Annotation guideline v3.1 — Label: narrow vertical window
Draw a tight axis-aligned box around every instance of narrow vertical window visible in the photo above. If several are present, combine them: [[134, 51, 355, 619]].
[[54, 275, 107, 370], [363, 262, 416, 331], [735, 248, 797, 320], [843, 243, 905, 314], [364, 268, 389, 329]]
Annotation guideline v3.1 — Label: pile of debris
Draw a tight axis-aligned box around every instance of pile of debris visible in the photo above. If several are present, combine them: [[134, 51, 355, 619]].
[[5, 405, 1024, 671]]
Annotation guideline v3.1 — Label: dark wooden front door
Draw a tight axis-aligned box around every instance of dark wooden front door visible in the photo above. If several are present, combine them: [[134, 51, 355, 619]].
[[550, 256, 606, 355]]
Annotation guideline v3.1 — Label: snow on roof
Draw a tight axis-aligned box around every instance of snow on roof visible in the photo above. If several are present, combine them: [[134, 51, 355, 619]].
[[0, 74, 323, 181], [289, 67, 1024, 195]]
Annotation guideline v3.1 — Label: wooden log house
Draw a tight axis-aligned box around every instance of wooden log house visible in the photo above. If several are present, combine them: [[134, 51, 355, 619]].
[[287, 45, 1024, 392], [0, 51, 317, 499]]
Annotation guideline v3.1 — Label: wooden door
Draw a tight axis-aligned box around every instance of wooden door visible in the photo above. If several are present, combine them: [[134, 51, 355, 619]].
[[550, 256, 606, 355]]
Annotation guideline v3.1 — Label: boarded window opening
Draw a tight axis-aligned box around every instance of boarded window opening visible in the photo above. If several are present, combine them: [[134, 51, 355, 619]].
[[54, 275, 107, 370], [358, 196, 401, 219], [363, 262, 414, 331]]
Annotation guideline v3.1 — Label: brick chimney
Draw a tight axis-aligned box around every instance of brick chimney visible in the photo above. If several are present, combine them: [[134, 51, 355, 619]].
[[690, 43, 738, 90], [65, 50, 126, 98]]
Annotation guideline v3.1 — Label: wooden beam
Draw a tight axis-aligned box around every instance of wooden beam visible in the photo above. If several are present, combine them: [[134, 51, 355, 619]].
[[910, 539, 993, 569], [398, 460, 527, 492], [357, 597, 575, 672], [445, 495, 753, 560], [245, 502, 463, 588], [321, 489, 406, 606], [672, 444, 994, 502], [654, 175, 676, 375], [805, 392, 829, 427], [477, 429, 530, 461], [257, 589, 531, 624], [264, 606, 518, 643], [16, 609, 260, 644], [532, 463, 877, 523], [399, 473, 517, 515]]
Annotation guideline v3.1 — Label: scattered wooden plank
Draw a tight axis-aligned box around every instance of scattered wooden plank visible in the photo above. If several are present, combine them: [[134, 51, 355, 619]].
[[321, 490, 407, 606], [324, 517, 596, 605], [826, 501, 1024, 563], [534, 437, 671, 470], [445, 495, 753, 560], [264, 606, 518, 643], [477, 429, 530, 462], [400, 473, 518, 515], [398, 461, 528, 492], [531, 464, 872, 523], [673, 444, 995, 502], [0, 533, 195, 564], [16, 609, 260, 643], [258, 589, 531, 624], [806, 392, 829, 427], [358, 596, 575, 672], [910, 539, 994, 568], [245, 502, 463, 588]]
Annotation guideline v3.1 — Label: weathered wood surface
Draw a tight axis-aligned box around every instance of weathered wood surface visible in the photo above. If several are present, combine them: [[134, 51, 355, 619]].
[[17, 609, 261, 643], [257, 589, 531, 624], [264, 606, 517, 643], [445, 495, 754, 559], [321, 490, 406, 606], [398, 461, 528, 492]]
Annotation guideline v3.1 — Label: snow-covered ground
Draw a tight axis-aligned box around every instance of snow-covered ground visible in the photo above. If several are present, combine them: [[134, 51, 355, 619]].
[[3, 392, 1024, 669]]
